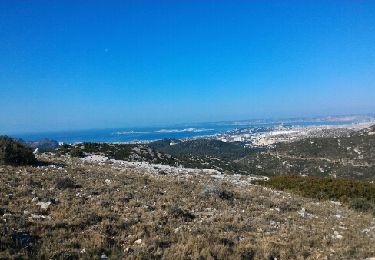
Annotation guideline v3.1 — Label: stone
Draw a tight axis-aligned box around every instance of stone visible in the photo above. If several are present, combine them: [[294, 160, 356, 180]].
[[36, 201, 51, 210]]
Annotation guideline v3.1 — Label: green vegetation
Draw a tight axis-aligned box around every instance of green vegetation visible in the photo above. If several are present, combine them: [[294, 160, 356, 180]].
[[149, 138, 254, 161], [148, 138, 259, 174], [257, 175, 375, 214], [56, 142, 185, 170], [0, 136, 36, 166], [240, 130, 375, 181]]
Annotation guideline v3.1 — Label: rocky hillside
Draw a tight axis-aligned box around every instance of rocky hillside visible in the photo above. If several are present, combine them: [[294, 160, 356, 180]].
[[149, 138, 253, 161], [1, 153, 374, 259], [239, 124, 375, 181]]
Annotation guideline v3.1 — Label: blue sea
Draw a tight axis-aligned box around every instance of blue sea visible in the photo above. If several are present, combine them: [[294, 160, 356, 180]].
[[10, 117, 370, 143]]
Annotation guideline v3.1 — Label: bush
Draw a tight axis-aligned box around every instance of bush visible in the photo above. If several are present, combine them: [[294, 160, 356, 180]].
[[257, 175, 375, 215], [203, 185, 235, 201], [0, 136, 36, 166], [55, 177, 81, 189], [168, 206, 195, 222], [350, 198, 374, 212], [70, 148, 84, 158]]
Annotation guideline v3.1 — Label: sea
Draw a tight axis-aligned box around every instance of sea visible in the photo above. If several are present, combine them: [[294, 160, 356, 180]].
[[10, 116, 374, 143]]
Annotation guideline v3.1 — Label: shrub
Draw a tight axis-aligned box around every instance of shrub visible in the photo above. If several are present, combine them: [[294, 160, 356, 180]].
[[257, 175, 375, 215], [55, 177, 81, 189], [70, 148, 84, 158], [203, 185, 235, 201], [350, 198, 374, 212], [168, 206, 195, 222], [0, 136, 36, 166]]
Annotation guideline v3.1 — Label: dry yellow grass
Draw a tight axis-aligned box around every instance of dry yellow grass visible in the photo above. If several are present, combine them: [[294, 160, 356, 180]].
[[0, 153, 374, 259]]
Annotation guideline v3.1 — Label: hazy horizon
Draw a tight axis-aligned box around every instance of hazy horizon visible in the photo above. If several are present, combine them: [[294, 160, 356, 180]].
[[5, 113, 374, 136], [1, 1, 375, 133]]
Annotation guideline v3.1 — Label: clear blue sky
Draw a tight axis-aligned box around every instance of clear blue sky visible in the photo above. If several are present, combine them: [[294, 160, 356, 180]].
[[1, 1, 375, 133]]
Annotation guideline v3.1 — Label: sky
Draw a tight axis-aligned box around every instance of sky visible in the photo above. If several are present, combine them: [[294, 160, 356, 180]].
[[1, 1, 375, 134]]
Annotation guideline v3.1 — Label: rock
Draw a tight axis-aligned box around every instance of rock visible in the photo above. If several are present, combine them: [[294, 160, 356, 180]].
[[333, 231, 343, 239], [134, 239, 142, 245], [105, 179, 111, 185], [298, 208, 307, 218], [100, 253, 108, 259], [36, 201, 51, 210], [80, 248, 86, 254], [30, 214, 51, 220]]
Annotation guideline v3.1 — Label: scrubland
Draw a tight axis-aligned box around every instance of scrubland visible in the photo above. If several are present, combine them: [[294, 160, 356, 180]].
[[1, 154, 374, 259]]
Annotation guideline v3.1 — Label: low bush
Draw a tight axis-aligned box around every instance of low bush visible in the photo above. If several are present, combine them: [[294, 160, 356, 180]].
[[349, 198, 374, 213], [70, 148, 85, 158], [168, 206, 195, 222], [55, 177, 81, 189]]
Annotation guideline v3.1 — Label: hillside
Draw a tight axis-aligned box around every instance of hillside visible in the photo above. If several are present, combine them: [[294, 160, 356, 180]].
[[1, 153, 374, 259], [239, 125, 375, 181], [149, 139, 253, 161]]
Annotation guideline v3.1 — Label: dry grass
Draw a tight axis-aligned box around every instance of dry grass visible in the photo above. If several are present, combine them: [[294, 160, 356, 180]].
[[1, 154, 374, 259]]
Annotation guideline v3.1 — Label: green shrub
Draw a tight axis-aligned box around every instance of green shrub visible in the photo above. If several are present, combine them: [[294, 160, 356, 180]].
[[350, 198, 374, 212], [0, 136, 36, 166], [70, 148, 84, 158], [257, 175, 375, 214]]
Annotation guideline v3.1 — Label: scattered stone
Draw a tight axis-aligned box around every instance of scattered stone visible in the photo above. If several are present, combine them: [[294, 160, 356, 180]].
[[105, 179, 111, 185], [330, 201, 342, 206]]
